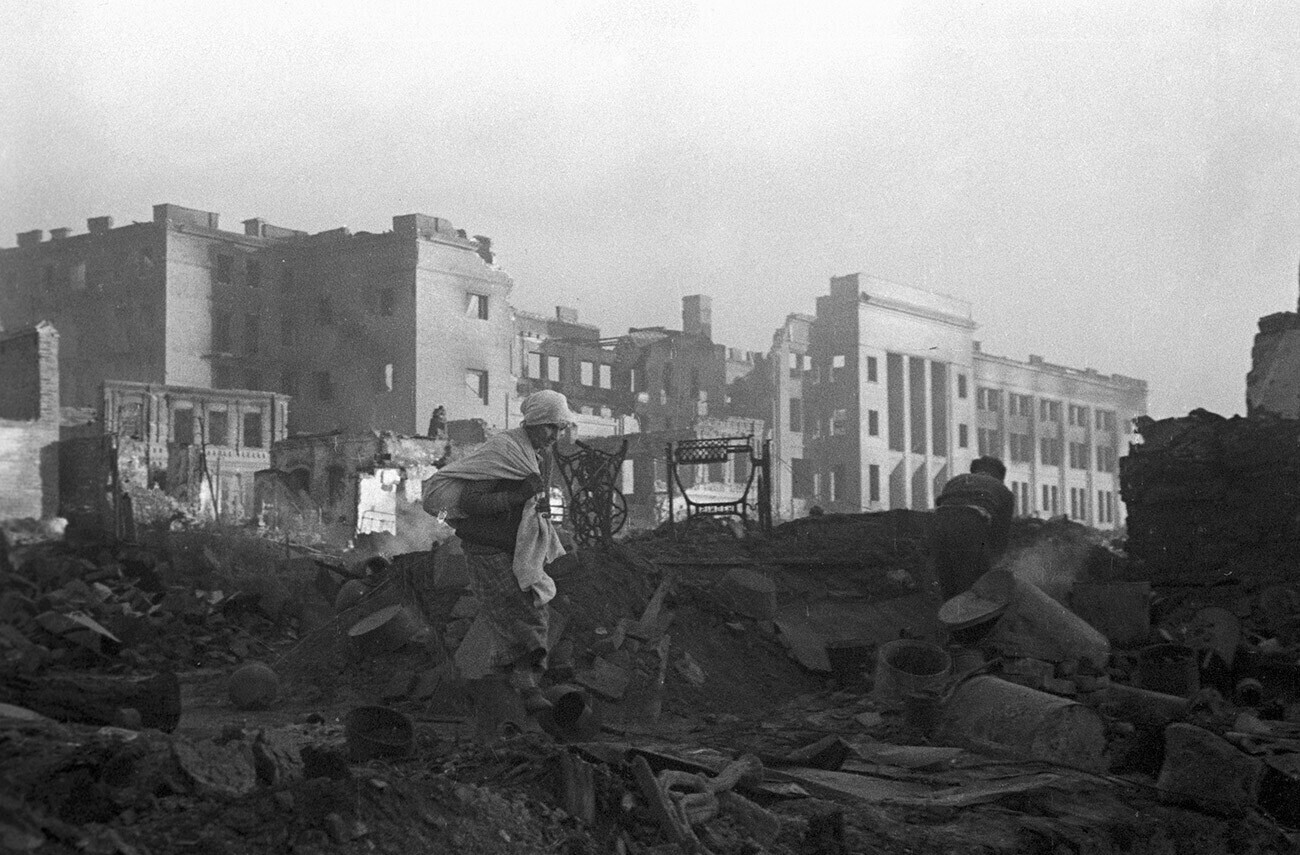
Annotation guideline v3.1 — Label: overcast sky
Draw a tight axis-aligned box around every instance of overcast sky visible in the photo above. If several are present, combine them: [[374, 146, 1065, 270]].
[[3, 1, 1298, 419]]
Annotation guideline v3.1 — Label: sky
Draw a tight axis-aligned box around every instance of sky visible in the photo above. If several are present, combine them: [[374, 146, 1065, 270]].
[[2, 0, 1298, 419]]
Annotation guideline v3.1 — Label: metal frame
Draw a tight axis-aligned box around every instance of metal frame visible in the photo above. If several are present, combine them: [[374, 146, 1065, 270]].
[[666, 435, 771, 534], [554, 439, 630, 547]]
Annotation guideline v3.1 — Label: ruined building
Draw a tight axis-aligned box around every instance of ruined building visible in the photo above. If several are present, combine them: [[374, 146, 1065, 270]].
[[765, 274, 1147, 526], [0, 323, 60, 519], [0, 205, 513, 437]]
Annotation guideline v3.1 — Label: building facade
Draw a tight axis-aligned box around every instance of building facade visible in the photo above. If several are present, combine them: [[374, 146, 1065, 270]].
[[0, 205, 513, 437], [0, 322, 60, 519], [764, 273, 1147, 528]]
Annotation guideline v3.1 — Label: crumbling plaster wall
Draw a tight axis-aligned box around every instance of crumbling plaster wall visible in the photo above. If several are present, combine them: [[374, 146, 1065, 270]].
[[0, 323, 60, 519]]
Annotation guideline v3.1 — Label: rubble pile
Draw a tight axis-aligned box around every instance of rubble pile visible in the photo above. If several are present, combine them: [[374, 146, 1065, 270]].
[[1122, 408, 1300, 581]]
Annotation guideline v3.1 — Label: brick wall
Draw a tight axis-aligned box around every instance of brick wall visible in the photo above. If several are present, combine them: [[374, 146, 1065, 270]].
[[0, 323, 60, 519]]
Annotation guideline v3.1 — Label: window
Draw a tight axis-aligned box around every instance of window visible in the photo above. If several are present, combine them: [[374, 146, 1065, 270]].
[[468, 293, 489, 320], [868, 464, 881, 503], [831, 464, 845, 502], [244, 314, 259, 355], [173, 408, 194, 446], [247, 260, 261, 288], [1069, 441, 1091, 470], [1039, 437, 1062, 466], [957, 374, 968, 399], [1009, 394, 1033, 417], [958, 423, 969, 448], [380, 363, 395, 392], [580, 360, 594, 386], [315, 371, 334, 401], [1009, 432, 1032, 463], [866, 356, 878, 383], [243, 412, 264, 448], [1069, 405, 1090, 427], [599, 364, 612, 389], [527, 352, 542, 379], [831, 354, 846, 382], [976, 388, 1001, 411], [208, 411, 229, 447], [281, 317, 297, 348], [788, 353, 808, 377], [867, 409, 880, 437], [317, 297, 334, 326], [379, 289, 395, 316], [465, 369, 489, 405], [1040, 399, 1061, 422], [831, 408, 848, 436], [215, 255, 233, 284], [281, 371, 299, 397], [1095, 409, 1117, 431], [1097, 445, 1117, 472], [789, 398, 803, 432], [212, 313, 232, 352], [545, 355, 561, 382], [629, 368, 640, 392], [977, 428, 1001, 457]]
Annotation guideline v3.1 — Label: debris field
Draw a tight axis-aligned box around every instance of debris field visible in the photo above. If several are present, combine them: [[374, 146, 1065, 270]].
[[1, 492, 1299, 855]]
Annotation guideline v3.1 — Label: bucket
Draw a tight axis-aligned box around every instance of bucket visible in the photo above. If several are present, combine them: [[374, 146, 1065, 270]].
[[345, 705, 414, 761], [1137, 644, 1200, 697], [538, 685, 599, 742], [825, 640, 873, 684], [872, 639, 952, 702], [348, 604, 419, 656], [936, 675, 1106, 771]]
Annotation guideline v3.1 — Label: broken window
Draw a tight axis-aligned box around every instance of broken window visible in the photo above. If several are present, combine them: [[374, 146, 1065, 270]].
[[212, 313, 232, 352], [868, 409, 879, 437], [315, 371, 334, 401], [545, 356, 561, 382], [215, 255, 233, 284], [866, 356, 878, 383], [468, 293, 489, 320], [580, 361, 594, 386], [247, 260, 262, 288], [831, 354, 846, 382], [208, 411, 228, 447], [957, 373, 967, 399], [868, 464, 881, 503], [465, 369, 489, 405], [380, 363, 394, 392], [831, 408, 848, 436], [173, 408, 194, 446], [958, 423, 968, 448], [243, 412, 264, 448], [599, 364, 612, 389], [244, 314, 259, 355], [526, 352, 541, 379]]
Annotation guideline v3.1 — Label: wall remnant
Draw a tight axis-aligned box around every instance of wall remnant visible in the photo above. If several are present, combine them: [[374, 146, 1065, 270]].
[[0, 322, 60, 519]]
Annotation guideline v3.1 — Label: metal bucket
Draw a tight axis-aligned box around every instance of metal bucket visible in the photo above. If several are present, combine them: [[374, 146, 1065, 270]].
[[936, 675, 1106, 771], [872, 639, 952, 702]]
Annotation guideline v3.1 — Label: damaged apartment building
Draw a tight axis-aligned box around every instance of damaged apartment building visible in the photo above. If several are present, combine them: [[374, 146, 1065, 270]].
[[1, 205, 1146, 532]]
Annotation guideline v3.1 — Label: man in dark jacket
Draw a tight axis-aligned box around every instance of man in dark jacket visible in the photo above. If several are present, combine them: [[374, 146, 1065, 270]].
[[932, 456, 1015, 600]]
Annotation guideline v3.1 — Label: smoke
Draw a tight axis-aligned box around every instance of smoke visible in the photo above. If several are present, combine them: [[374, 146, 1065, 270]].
[[999, 537, 1092, 604]]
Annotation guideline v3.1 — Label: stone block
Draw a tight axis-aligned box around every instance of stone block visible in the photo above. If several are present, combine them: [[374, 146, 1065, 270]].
[[1157, 723, 1265, 815], [718, 568, 777, 620]]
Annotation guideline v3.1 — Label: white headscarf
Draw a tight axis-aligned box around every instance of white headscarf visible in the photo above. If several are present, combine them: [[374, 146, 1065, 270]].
[[521, 390, 577, 427]]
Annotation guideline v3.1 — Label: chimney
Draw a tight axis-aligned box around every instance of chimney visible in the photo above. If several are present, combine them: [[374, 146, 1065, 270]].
[[16, 230, 43, 248], [49, 228, 71, 241], [243, 218, 266, 237], [555, 306, 579, 325], [87, 216, 114, 235], [682, 294, 712, 340]]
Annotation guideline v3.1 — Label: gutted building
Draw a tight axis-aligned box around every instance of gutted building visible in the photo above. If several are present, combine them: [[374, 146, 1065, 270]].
[[0, 323, 60, 519], [0, 206, 514, 437], [764, 273, 1147, 528]]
